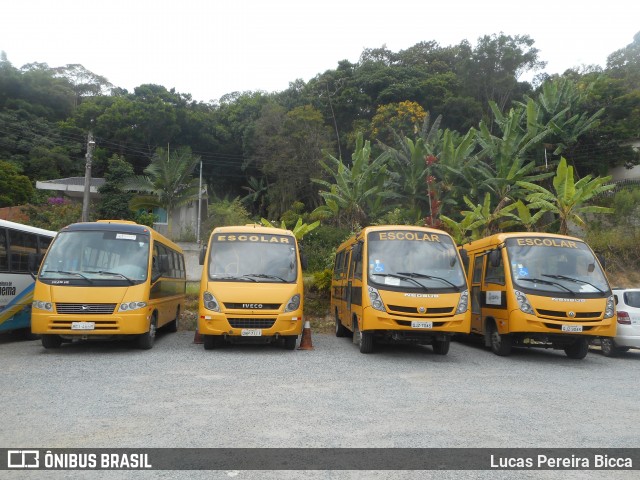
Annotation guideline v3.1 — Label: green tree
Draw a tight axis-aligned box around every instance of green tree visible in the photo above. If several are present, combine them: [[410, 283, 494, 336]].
[[517, 157, 614, 235], [0, 160, 34, 206], [123, 146, 200, 236], [96, 155, 136, 220], [312, 133, 394, 230]]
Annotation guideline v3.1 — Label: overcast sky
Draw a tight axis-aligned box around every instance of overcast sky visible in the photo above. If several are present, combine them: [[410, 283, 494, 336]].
[[1, 1, 638, 103]]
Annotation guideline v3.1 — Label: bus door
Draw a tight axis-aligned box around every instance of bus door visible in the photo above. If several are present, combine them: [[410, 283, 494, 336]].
[[347, 243, 363, 324], [470, 254, 484, 334], [481, 249, 508, 331]]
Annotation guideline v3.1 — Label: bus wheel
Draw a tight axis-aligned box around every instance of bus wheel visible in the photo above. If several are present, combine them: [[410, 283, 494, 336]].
[[353, 320, 374, 354], [432, 337, 450, 355], [335, 311, 348, 338], [489, 322, 512, 356], [41, 334, 62, 349], [283, 336, 297, 350], [564, 338, 589, 359], [165, 307, 179, 333], [600, 337, 621, 357], [203, 335, 223, 350], [137, 315, 157, 350]]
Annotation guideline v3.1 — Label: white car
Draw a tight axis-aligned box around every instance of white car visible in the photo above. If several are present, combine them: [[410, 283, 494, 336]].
[[600, 288, 640, 357]]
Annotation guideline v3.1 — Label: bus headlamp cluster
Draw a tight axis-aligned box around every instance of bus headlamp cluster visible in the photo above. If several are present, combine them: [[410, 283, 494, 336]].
[[203, 291, 220, 312], [284, 294, 301, 313], [604, 295, 615, 319], [32, 300, 53, 311], [514, 290, 534, 314], [118, 301, 147, 312], [455, 289, 469, 314], [368, 286, 386, 312]]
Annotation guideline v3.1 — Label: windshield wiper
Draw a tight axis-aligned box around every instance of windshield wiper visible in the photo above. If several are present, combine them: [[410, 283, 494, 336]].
[[517, 277, 574, 294], [212, 274, 257, 282], [372, 273, 428, 291], [85, 270, 134, 285], [243, 273, 287, 282], [542, 274, 604, 294], [397, 271, 461, 291], [43, 270, 93, 284]]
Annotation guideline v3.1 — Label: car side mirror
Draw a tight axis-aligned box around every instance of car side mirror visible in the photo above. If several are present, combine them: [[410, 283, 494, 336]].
[[489, 249, 501, 268], [199, 247, 207, 266]]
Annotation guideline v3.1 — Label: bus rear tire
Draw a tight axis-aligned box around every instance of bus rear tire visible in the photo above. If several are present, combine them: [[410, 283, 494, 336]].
[[41, 334, 62, 349], [432, 337, 450, 355], [137, 316, 157, 350], [335, 311, 348, 338], [203, 335, 223, 350], [165, 307, 179, 333], [564, 338, 589, 359], [489, 322, 512, 356], [283, 336, 297, 350]]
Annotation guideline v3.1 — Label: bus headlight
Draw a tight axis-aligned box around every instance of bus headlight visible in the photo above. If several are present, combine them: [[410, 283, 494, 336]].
[[514, 290, 534, 314], [118, 301, 147, 312], [284, 294, 301, 313], [368, 286, 386, 312], [32, 300, 53, 311], [203, 291, 220, 312], [455, 289, 469, 314], [604, 295, 615, 319]]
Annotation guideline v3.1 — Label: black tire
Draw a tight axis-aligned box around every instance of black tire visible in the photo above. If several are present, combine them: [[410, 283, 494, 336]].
[[600, 337, 620, 357], [165, 307, 179, 333], [335, 310, 348, 338], [489, 322, 512, 356], [283, 336, 297, 350], [41, 334, 62, 349], [432, 337, 450, 355], [564, 338, 589, 359], [203, 335, 223, 350], [137, 315, 157, 350]]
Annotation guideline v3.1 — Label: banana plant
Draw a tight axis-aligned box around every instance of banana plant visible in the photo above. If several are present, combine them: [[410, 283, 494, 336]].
[[260, 217, 320, 241]]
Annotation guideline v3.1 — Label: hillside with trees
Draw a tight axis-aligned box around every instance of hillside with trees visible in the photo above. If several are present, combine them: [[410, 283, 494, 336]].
[[1, 32, 639, 284]]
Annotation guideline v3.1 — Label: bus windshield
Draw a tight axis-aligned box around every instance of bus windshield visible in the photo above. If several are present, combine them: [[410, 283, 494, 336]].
[[39, 230, 150, 284], [366, 230, 466, 290], [506, 237, 609, 295], [207, 233, 297, 283]]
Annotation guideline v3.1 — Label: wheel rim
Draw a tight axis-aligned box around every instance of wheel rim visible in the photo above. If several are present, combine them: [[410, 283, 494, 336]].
[[491, 328, 501, 350], [601, 338, 612, 354], [149, 321, 157, 339]]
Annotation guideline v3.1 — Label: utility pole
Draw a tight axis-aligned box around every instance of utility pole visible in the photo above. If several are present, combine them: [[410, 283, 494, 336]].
[[196, 159, 202, 244], [81, 132, 96, 222]]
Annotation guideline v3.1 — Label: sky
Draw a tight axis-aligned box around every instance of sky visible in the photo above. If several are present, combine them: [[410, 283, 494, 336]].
[[1, 1, 638, 103]]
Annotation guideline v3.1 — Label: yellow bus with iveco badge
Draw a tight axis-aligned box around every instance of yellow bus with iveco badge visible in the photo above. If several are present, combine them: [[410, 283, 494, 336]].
[[198, 224, 304, 350], [461, 232, 616, 359], [331, 225, 470, 354], [31, 220, 186, 349]]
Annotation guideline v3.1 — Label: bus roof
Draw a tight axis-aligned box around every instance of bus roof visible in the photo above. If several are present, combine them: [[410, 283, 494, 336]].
[[462, 232, 586, 251], [0, 219, 57, 237], [336, 225, 454, 252], [210, 224, 295, 237]]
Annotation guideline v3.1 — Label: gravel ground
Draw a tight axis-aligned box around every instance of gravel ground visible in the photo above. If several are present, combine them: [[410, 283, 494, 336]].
[[1, 330, 639, 479]]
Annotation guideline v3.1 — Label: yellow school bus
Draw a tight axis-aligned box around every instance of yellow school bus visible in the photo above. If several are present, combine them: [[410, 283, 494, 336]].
[[198, 224, 304, 350], [331, 225, 470, 354], [461, 233, 616, 359], [31, 220, 186, 349]]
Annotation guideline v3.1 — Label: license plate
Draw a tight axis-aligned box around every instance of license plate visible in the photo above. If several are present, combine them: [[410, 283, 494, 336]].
[[562, 325, 582, 333], [71, 321, 95, 330], [411, 321, 433, 329], [241, 329, 262, 337]]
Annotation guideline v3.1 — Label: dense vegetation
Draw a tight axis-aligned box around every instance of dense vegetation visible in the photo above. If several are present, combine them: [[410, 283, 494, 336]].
[[1, 32, 639, 285]]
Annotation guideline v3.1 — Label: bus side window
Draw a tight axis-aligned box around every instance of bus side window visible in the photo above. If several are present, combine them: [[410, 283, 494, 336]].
[[9, 229, 37, 273], [0, 229, 7, 272], [484, 251, 505, 285]]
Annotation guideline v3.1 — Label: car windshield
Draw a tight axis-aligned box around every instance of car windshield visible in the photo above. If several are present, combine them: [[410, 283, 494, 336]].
[[506, 237, 609, 295], [208, 233, 297, 283], [366, 230, 466, 291], [39, 230, 150, 283]]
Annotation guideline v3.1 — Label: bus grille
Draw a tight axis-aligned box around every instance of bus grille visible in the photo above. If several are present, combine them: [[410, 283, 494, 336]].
[[387, 305, 454, 315], [536, 309, 601, 320], [55, 303, 117, 314], [228, 318, 276, 329]]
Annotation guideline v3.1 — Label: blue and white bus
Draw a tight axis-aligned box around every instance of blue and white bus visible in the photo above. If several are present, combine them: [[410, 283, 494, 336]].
[[0, 219, 56, 335]]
